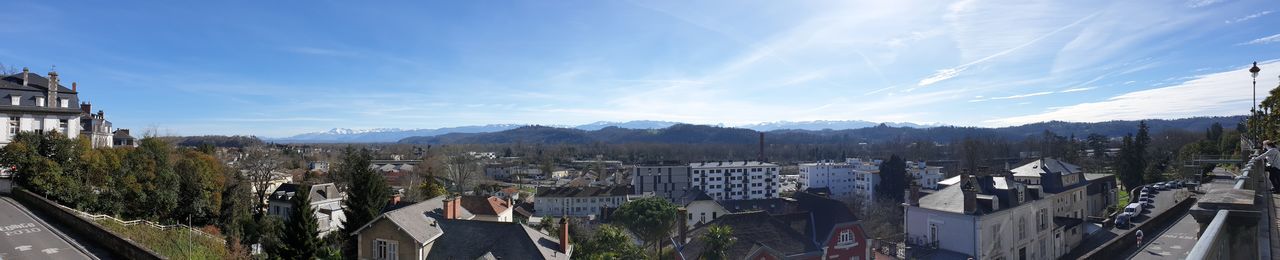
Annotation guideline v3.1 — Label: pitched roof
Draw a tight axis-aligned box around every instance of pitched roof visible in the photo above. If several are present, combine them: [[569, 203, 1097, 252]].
[[679, 211, 819, 258], [427, 220, 570, 260], [268, 183, 342, 202], [792, 191, 859, 241], [0, 73, 76, 93], [719, 198, 799, 215], [459, 196, 510, 216], [536, 185, 633, 198]]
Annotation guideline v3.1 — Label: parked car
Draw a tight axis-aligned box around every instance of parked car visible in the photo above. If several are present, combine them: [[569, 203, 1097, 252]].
[[1124, 203, 1143, 216], [1115, 212, 1133, 228], [1139, 197, 1155, 208]]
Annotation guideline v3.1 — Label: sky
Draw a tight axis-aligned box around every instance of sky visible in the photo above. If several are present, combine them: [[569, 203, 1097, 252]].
[[1, 0, 1278, 137]]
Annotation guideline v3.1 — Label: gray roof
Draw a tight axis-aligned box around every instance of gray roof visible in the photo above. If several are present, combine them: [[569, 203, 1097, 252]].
[[0, 72, 81, 115], [679, 211, 819, 258], [269, 183, 342, 202], [427, 220, 570, 260], [1011, 158, 1082, 177], [918, 185, 967, 214], [354, 196, 475, 246], [690, 161, 778, 168]]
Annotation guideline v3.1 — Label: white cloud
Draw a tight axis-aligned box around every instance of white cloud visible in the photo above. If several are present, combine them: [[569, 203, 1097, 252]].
[[987, 60, 1280, 126], [990, 91, 1055, 100], [1240, 34, 1280, 46], [1188, 0, 1225, 8], [1226, 10, 1272, 23], [1059, 87, 1096, 93]]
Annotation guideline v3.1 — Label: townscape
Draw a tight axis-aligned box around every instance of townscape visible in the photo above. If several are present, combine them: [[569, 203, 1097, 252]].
[[1, 1, 1279, 260]]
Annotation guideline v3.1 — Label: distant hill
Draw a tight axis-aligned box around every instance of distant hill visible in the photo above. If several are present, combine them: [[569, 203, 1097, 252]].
[[398, 116, 1246, 145]]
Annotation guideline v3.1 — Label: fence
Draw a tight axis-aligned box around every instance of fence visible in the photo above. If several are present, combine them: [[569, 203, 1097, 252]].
[[65, 206, 225, 242]]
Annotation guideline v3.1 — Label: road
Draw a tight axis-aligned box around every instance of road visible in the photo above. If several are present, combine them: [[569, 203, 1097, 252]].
[[0, 197, 94, 260], [1131, 214, 1198, 259], [1063, 185, 1193, 259]]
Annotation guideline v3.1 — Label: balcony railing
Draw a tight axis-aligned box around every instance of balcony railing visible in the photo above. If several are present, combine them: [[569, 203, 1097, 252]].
[[1187, 146, 1274, 260]]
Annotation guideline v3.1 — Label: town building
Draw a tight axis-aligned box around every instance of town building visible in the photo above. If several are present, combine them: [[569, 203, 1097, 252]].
[[690, 161, 781, 201], [352, 195, 572, 259], [676, 191, 870, 260], [1084, 173, 1118, 219], [798, 161, 857, 199], [112, 129, 137, 147], [0, 68, 84, 147], [458, 195, 514, 222], [905, 158, 1102, 260], [266, 183, 346, 236], [533, 185, 649, 218], [907, 161, 946, 190], [78, 103, 112, 148], [631, 162, 692, 203]]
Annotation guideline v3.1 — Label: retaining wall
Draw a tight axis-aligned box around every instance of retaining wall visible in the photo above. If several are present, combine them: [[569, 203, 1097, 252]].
[[10, 188, 166, 260]]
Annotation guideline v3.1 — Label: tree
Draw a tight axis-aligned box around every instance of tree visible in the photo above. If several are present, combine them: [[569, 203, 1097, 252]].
[[575, 224, 644, 260], [338, 147, 390, 259], [240, 146, 281, 216], [875, 155, 908, 204], [701, 225, 736, 260], [126, 137, 180, 220], [175, 149, 226, 224], [613, 197, 678, 254], [278, 186, 320, 259], [444, 154, 480, 193], [220, 169, 257, 248]]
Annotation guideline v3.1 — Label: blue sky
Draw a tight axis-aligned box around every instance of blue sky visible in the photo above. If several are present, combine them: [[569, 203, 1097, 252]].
[[1, 0, 1278, 137]]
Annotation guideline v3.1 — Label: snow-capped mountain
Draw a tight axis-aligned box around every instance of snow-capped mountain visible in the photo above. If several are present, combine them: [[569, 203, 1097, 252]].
[[574, 120, 682, 130], [736, 120, 939, 131]]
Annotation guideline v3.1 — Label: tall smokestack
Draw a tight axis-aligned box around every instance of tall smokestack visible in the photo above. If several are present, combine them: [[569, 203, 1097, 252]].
[[758, 132, 765, 162], [559, 217, 571, 253]]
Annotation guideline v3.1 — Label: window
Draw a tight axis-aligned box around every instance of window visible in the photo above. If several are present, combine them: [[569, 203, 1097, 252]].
[[929, 223, 939, 245], [374, 239, 398, 260], [839, 230, 854, 244], [35, 97, 44, 107], [9, 96, 19, 106], [59, 98, 68, 108], [59, 119, 68, 133], [8, 117, 17, 137]]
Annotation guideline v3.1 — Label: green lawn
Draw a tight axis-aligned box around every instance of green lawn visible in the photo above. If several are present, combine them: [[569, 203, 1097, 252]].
[[93, 219, 230, 260], [1114, 187, 1131, 213]]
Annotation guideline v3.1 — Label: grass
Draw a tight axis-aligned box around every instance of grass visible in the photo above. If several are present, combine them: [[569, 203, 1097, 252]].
[[1114, 186, 1131, 213], [93, 219, 230, 260]]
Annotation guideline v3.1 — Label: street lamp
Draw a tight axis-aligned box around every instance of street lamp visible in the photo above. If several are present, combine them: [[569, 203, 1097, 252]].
[[1252, 62, 1262, 112]]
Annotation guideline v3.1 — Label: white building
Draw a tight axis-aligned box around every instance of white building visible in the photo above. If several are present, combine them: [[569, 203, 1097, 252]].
[[907, 161, 946, 190], [689, 161, 781, 201], [905, 158, 1095, 260], [798, 161, 857, 199], [267, 183, 347, 236], [0, 68, 84, 147], [533, 185, 650, 218]]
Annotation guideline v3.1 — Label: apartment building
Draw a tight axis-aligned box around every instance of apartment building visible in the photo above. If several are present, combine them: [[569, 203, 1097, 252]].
[[908, 160, 946, 190], [905, 158, 1104, 260], [533, 185, 650, 218], [0, 68, 83, 147], [689, 161, 780, 201], [631, 162, 693, 203]]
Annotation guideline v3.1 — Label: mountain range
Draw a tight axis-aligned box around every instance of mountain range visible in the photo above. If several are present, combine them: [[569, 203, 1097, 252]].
[[271, 120, 941, 143]]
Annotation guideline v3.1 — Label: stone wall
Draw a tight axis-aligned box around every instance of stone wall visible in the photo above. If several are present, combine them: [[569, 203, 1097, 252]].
[[11, 188, 166, 260], [1077, 195, 1196, 260]]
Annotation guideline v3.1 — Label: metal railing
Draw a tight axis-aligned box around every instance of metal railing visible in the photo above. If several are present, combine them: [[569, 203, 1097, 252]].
[[1186, 151, 1271, 259], [57, 204, 225, 242]]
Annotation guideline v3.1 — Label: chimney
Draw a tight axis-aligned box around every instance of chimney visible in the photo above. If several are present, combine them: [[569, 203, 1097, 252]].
[[559, 217, 571, 253], [443, 196, 457, 219], [80, 102, 91, 115], [758, 132, 766, 162], [47, 71, 58, 107], [72, 82, 77, 92], [21, 67, 28, 86], [961, 170, 978, 215], [677, 207, 689, 245], [391, 193, 402, 206], [907, 181, 921, 206]]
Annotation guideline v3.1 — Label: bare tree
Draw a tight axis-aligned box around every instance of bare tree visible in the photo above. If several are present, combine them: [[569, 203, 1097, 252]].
[[239, 146, 282, 215], [443, 154, 480, 194], [0, 63, 19, 76]]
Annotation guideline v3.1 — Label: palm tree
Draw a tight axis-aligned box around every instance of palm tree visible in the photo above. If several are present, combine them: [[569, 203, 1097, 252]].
[[702, 225, 735, 260]]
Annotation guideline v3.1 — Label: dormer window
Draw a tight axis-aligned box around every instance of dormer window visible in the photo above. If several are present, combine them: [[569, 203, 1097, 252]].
[[35, 97, 44, 107], [9, 95, 19, 106], [59, 98, 68, 108]]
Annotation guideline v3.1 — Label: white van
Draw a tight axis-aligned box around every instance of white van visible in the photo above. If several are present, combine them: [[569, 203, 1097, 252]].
[[1123, 203, 1142, 217]]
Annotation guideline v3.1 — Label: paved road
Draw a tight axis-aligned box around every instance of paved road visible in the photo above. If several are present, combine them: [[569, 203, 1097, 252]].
[[1131, 214, 1198, 259], [1064, 185, 1193, 259], [0, 197, 94, 260]]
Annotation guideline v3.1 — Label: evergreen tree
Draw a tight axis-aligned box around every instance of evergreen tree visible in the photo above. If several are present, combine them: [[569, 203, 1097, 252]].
[[875, 155, 908, 204], [338, 147, 390, 259], [279, 186, 320, 259], [702, 225, 736, 260], [613, 197, 677, 255]]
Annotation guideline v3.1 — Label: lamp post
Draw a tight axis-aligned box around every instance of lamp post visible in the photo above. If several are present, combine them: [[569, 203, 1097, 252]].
[[1252, 62, 1261, 112]]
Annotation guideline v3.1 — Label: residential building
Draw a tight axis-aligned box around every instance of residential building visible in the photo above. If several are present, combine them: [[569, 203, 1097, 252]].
[[533, 185, 649, 218], [849, 158, 882, 202], [681, 191, 728, 228], [631, 162, 692, 203], [353, 195, 571, 259], [112, 129, 136, 147], [78, 103, 112, 148], [798, 161, 857, 199], [458, 195, 513, 222], [905, 158, 1093, 260], [266, 183, 346, 236], [689, 161, 781, 201], [0, 68, 83, 147], [676, 191, 870, 260], [1084, 173, 1118, 218], [907, 161, 945, 190]]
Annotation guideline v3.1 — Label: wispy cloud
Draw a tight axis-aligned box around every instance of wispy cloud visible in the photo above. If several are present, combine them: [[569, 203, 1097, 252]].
[[991, 91, 1055, 100], [1188, 0, 1225, 8], [1239, 34, 1280, 46], [1059, 87, 1096, 93], [283, 47, 361, 57], [1226, 10, 1272, 23], [918, 10, 1101, 87], [987, 60, 1280, 126]]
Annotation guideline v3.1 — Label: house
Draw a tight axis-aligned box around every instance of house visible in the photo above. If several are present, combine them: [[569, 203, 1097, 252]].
[[907, 161, 946, 190], [1084, 173, 1118, 218], [534, 185, 651, 218], [112, 129, 137, 147], [905, 158, 1092, 260], [682, 190, 728, 228], [678, 211, 822, 259], [690, 161, 781, 201], [78, 103, 112, 148], [266, 183, 346, 236], [495, 187, 523, 202], [352, 195, 571, 259], [675, 191, 870, 260], [458, 195, 513, 222], [0, 68, 84, 147]]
